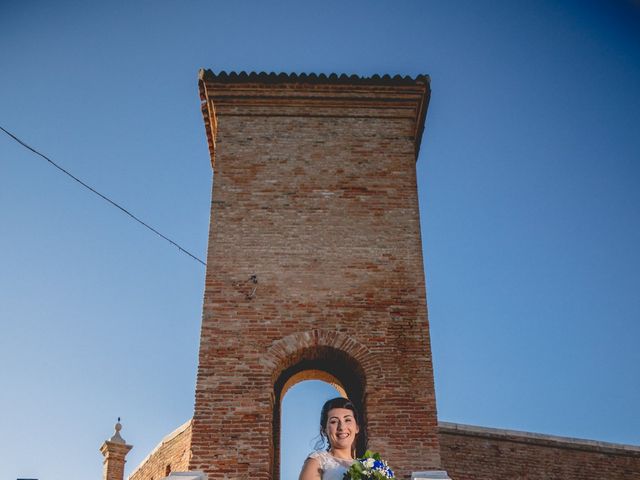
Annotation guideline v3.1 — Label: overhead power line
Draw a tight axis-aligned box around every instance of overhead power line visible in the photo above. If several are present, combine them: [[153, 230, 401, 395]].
[[1, 125, 206, 267]]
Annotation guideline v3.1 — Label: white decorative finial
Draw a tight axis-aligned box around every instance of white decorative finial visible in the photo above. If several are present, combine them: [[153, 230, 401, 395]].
[[109, 417, 126, 444]]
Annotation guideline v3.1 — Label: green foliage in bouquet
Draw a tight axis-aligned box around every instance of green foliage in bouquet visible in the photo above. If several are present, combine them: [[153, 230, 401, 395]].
[[343, 450, 395, 479]]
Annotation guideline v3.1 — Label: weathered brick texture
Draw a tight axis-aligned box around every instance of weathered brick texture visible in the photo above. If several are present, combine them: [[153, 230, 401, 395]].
[[101, 423, 133, 480], [102, 442, 132, 480], [190, 71, 438, 480], [129, 420, 192, 480], [439, 422, 640, 480]]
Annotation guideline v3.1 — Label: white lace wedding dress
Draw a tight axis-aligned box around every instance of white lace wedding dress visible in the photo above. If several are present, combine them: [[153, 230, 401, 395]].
[[307, 451, 355, 480]]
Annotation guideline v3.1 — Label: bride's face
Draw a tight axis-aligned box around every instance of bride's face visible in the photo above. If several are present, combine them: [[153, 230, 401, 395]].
[[325, 407, 359, 451]]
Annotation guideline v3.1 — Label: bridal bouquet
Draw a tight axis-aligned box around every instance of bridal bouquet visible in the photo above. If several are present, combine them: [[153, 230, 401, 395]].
[[343, 450, 395, 479]]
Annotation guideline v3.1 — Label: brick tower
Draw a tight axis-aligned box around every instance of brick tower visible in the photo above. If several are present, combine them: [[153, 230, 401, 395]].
[[191, 70, 438, 480]]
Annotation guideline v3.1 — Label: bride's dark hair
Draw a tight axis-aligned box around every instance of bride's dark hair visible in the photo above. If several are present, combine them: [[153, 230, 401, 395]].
[[315, 397, 360, 453]]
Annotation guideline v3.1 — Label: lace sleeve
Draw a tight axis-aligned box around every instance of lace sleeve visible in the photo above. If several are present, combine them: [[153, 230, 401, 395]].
[[307, 451, 328, 470]]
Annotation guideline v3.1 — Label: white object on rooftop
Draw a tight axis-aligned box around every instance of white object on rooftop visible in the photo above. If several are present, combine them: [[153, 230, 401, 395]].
[[162, 472, 207, 480], [412, 471, 452, 480]]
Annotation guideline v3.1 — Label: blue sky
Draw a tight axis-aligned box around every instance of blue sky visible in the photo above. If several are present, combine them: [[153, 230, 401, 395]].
[[1, 1, 639, 479]]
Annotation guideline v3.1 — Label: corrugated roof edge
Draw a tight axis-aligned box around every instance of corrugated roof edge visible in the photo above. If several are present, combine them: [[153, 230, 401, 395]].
[[198, 69, 430, 86]]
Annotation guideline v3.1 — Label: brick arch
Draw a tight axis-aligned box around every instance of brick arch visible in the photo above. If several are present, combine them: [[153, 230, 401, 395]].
[[280, 369, 348, 400], [266, 330, 374, 479], [262, 329, 377, 382]]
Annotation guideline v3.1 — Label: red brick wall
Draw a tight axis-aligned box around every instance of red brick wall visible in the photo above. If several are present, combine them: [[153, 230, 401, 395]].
[[439, 422, 640, 480], [190, 72, 438, 480], [102, 442, 132, 480], [129, 421, 192, 480]]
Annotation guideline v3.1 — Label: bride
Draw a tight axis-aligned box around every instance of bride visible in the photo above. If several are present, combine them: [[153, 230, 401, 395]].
[[298, 397, 360, 480]]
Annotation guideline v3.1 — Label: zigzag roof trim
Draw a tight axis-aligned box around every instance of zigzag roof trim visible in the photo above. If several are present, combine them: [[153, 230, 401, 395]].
[[199, 69, 430, 86]]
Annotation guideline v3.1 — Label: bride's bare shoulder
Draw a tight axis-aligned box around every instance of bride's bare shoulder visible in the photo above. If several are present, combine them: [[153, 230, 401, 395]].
[[299, 455, 322, 480]]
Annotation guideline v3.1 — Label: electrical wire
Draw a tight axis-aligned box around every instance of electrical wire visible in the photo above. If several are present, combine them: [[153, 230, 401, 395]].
[[1, 125, 206, 267]]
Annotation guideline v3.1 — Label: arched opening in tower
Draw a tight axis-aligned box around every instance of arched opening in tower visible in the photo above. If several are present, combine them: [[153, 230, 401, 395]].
[[280, 379, 342, 480], [271, 346, 367, 480]]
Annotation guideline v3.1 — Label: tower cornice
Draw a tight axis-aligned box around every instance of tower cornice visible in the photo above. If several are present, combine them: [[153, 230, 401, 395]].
[[198, 70, 431, 167]]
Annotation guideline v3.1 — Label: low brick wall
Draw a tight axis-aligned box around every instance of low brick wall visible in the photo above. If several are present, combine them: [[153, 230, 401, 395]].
[[439, 422, 640, 480], [129, 420, 192, 480], [127, 419, 640, 479]]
